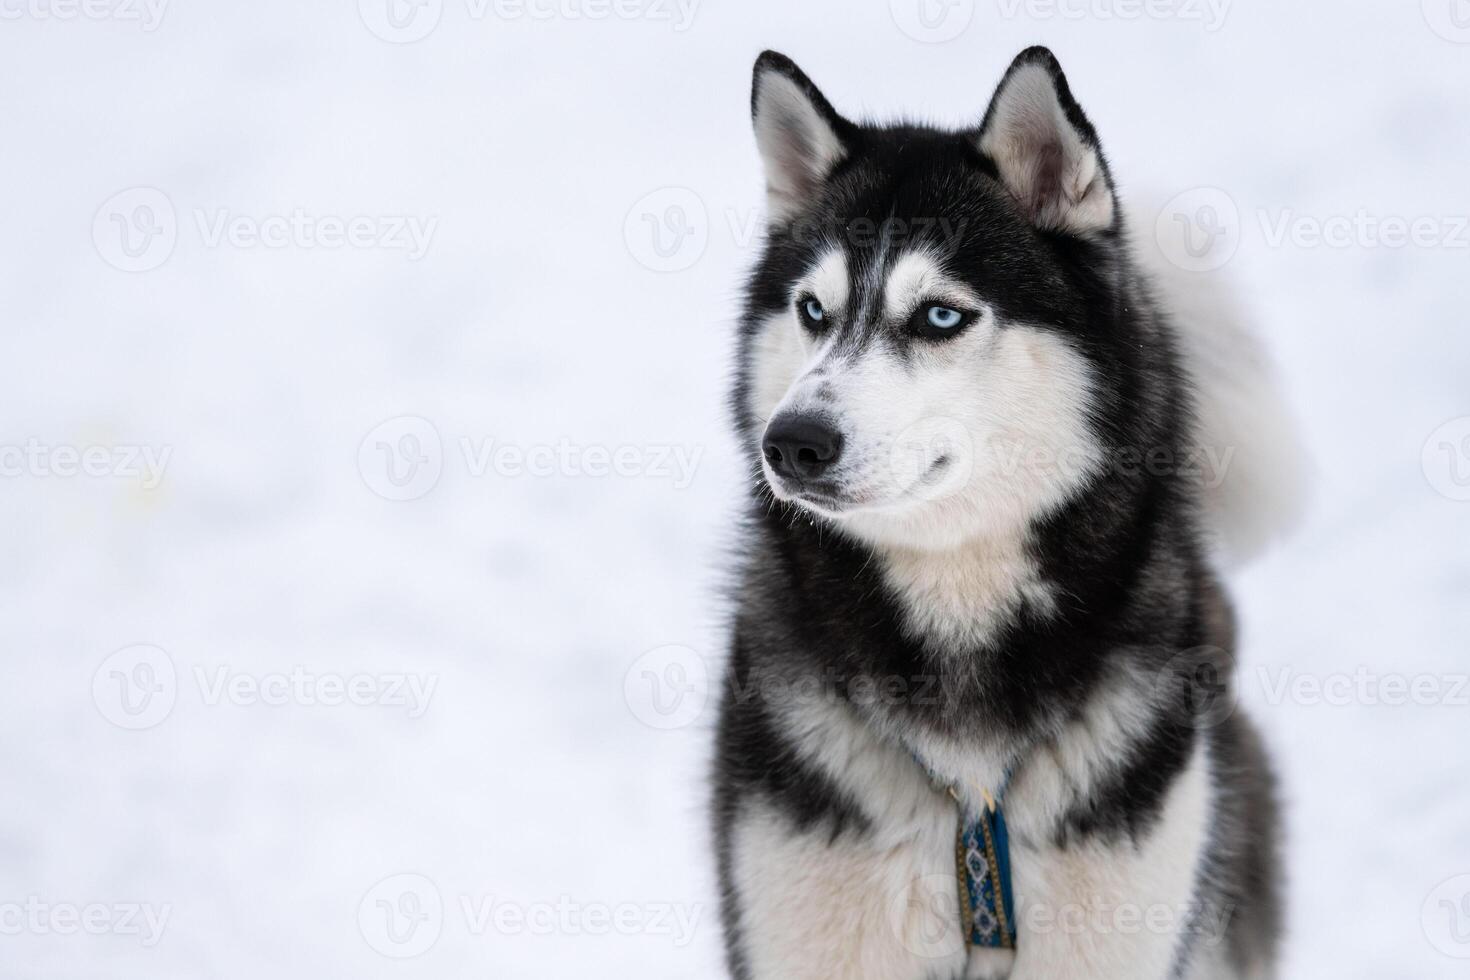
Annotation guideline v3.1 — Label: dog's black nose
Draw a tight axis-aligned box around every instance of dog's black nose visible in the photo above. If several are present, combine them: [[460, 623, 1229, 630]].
[[763, 415, 843, 481]]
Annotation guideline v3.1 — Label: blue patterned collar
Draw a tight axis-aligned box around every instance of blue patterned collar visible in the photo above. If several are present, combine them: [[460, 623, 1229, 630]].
[[914, 758, 1017, 950], [955, 788, 1015, 948]]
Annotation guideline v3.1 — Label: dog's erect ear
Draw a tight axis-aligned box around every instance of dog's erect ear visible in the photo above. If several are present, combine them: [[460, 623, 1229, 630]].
[[978, 48, 1116, 236], [751, 51, 852, 222]]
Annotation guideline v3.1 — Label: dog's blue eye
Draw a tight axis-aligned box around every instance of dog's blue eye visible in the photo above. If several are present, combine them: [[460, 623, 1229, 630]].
[[926, 306, 964, 330], [802, 299, 824, 323], [912, 303, 975, 339]]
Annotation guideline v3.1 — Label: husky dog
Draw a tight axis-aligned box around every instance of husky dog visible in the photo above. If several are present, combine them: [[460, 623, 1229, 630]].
[[713, 48, 1298, 980]]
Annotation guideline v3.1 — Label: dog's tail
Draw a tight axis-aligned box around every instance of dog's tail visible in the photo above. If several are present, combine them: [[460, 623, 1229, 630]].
[[1134, 210, 1311, 569]]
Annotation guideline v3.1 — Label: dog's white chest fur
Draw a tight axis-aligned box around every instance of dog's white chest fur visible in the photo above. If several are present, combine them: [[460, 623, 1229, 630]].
[[878, 536, 1055, 652], [733, 693, 1016, 979], [729, 690, 1215, 980]]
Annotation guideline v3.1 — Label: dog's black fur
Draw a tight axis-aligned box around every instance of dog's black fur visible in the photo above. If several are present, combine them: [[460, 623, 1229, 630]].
[[714, 47, 1281, 980]]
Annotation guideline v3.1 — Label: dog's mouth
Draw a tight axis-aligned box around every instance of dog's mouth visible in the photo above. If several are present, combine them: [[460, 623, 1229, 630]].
[[768, 454, 955, 518], [770, 478, 858, 514]]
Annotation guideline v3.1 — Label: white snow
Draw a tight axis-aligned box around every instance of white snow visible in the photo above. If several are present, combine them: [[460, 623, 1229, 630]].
[[0, 1, 1467, 976]]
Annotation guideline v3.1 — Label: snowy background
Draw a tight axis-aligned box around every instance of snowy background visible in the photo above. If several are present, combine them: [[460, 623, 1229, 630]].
[[1, 0, 1467, 976]]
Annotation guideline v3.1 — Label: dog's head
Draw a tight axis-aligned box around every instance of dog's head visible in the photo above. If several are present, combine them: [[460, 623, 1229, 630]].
[[742, 48, 1128, 551]]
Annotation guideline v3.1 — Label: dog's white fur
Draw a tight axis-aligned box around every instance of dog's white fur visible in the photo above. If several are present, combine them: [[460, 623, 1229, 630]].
[[1005, 738, 1213, 980], [729, 661, 1219, 980], [1134, 229, 1308, 567]]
